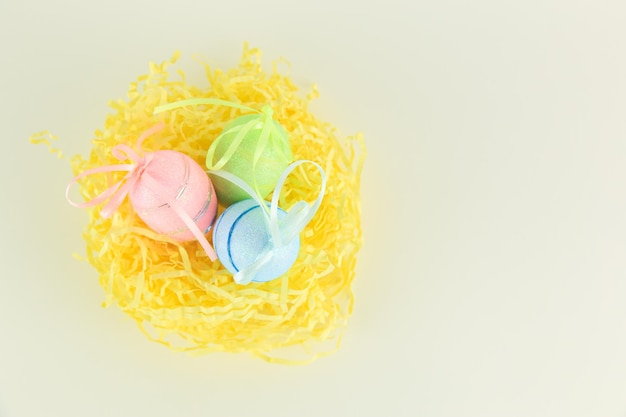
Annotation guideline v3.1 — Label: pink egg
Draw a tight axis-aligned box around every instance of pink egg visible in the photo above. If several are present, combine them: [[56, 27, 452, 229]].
[[129, 150, 217, 241]]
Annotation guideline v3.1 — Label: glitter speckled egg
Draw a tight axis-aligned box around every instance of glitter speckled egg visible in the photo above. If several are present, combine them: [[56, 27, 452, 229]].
[[207, 113, 293, 206], [130, 150, 217, 241], [213, 199, 300, 282]]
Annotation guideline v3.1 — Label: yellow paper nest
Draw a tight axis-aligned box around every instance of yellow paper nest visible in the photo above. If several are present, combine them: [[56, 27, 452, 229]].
[[35, 45, 365, 364]]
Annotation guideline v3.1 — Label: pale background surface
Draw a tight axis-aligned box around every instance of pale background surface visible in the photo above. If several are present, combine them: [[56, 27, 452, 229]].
[[1, 1, 626, 416]]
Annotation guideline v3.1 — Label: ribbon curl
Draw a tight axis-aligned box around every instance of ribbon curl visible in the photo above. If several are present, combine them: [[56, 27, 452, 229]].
[[211, 160, 326, 284], [66, 123, 217, 261]]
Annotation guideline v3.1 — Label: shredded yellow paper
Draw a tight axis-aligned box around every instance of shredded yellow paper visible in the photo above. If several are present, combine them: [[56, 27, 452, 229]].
[[36, 44, 365, 364]]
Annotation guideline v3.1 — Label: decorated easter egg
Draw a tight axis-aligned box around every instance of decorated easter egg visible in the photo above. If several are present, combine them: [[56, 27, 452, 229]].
[[207, 111, 293, 206], [213, 199, 300, 283], [129, 150, 217, 242]]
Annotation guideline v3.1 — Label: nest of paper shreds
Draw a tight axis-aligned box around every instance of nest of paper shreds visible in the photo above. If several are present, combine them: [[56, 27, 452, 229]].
[[35, 45, 364, 364]]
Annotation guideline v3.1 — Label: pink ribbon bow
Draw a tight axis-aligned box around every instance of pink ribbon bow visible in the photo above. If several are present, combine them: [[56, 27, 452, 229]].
[[66, 122, 217, 260]]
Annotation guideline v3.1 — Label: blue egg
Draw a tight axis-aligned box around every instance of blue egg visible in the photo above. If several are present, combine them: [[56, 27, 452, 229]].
[[213, 199, 301, 283]]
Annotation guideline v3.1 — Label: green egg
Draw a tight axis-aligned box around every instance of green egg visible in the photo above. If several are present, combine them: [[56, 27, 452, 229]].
[[206, 109, 293, 206]]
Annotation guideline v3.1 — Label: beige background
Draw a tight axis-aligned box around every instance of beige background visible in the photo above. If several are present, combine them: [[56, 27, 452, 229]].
[[2, 0, 626, 416]]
